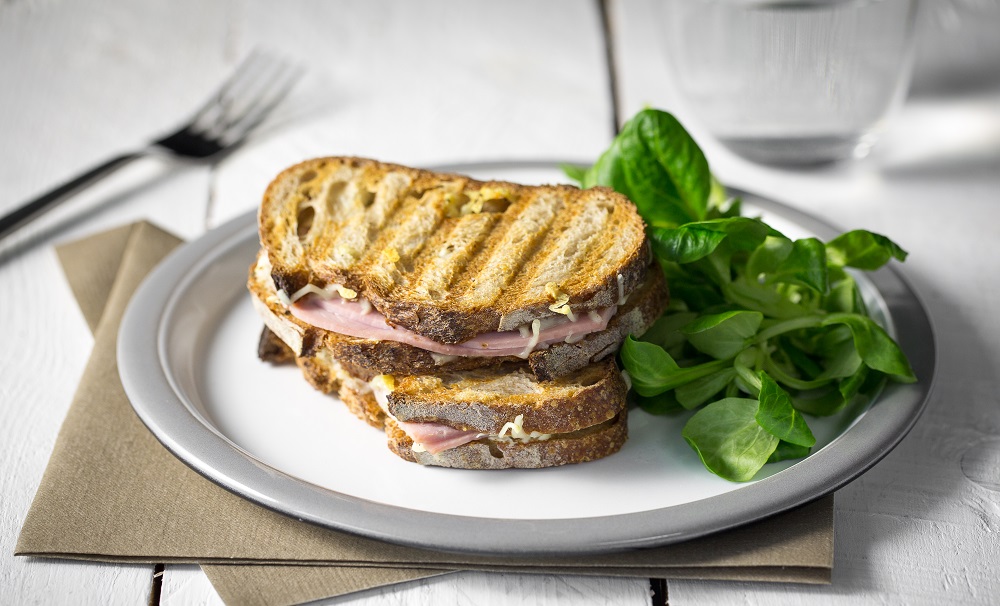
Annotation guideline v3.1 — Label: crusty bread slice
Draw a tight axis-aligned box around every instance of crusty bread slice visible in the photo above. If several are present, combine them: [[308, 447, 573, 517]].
[[259, 157, 651, 344], [249, 249, 668, 381], [384, 358, 626, 435]]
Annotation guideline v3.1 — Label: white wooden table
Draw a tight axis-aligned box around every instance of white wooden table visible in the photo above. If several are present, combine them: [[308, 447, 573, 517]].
[[3, 1, 999, 604]]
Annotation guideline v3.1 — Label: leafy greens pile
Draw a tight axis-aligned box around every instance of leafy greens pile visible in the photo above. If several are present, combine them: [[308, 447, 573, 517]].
[[565, 109, 916, 482]]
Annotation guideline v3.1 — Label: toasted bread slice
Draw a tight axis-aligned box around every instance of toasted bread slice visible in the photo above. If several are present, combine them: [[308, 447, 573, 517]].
[[383, 358, 626, 435], [259, 157, 651, 344], [249, 250, 667, 381]]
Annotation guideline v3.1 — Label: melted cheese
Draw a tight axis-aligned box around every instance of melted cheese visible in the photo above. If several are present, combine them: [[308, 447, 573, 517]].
[[517, 319, 541, 359], [369, 374, 395, 412], [285, 283, 358, 305], [496, 414, 551, 443], [430, 353, 460, 365]]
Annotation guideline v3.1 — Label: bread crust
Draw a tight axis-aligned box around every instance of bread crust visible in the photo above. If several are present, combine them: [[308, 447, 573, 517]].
[[259, 157, 651, 344]]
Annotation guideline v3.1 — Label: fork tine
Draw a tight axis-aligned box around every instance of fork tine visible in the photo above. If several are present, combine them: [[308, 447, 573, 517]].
[[219, 64, 304, 146], [198, 52, 292, 138], [187, 50, 271, 130], [192, 59, 265, 133], [210, 54, 288, 129]]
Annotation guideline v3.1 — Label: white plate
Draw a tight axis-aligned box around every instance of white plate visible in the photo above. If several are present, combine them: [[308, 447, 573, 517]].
[[118, 162, 935, 555]]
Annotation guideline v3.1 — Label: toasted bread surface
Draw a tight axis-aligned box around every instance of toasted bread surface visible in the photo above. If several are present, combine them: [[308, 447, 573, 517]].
[[259, 157, 650, 344], [257, 326, 295, 364]]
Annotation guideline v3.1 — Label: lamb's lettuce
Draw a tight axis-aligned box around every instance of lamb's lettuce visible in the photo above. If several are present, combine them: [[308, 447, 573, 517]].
[[567, 109, 915, 481]]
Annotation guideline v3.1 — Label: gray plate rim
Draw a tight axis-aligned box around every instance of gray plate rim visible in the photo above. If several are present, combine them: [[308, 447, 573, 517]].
[[118, 160, 936, 556]]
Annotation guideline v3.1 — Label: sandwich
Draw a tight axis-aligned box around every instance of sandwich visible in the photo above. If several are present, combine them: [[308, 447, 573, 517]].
[[248, 157, 668, 468]]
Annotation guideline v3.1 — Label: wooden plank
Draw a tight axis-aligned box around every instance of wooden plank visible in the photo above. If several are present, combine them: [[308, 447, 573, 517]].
[[161, 567, 654, 606], [610, 0, 1000, 604], [0, 0, 218, 604], [0, 0, 649, 604], [166, 1, 652, 604], [208, 0, 615, 226]]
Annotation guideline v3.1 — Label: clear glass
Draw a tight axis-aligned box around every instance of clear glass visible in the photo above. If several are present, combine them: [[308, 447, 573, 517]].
[[663, 0, 919, 165]]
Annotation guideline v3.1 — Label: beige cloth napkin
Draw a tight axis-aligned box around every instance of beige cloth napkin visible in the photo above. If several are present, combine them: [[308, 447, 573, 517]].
[[16, 222, 834, 606]]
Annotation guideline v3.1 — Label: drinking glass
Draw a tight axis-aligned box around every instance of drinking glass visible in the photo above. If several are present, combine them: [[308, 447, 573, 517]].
[[662, 0, 919, 165]]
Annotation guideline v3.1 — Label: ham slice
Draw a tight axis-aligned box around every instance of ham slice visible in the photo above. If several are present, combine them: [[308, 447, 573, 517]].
[[290, 294, 616, 358], [395, 420, 483, 454], [371, 376, 482, 454]]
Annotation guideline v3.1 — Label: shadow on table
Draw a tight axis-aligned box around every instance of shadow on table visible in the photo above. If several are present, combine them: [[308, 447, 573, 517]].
[[879, 122, 1000, 182], [831, 262, 996, 590], [0, 166, 182, 266]]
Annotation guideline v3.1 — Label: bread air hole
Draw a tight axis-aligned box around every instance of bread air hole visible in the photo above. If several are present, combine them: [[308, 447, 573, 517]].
[[360, 189, 376, 208], [296, 204, 316, 240], [299, 169, 317, 183], [481, 198, 511, 213]]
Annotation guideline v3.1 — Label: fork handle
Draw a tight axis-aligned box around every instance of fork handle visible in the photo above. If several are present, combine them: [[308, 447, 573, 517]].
[[0, 151, 144, 242]]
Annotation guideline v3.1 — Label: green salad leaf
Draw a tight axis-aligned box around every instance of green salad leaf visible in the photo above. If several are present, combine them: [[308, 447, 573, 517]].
[[682, 398, 779, 482], [580, 109, 715, 226], [567, 108, 915, 482], [755, 372, 815, 448]]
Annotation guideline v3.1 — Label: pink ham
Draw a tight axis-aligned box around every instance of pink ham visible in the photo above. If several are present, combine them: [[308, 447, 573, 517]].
[[290, 294, 615, 357], [395, 420, 482, 454]]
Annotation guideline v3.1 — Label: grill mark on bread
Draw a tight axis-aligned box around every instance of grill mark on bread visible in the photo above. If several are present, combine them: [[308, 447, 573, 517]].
[[407, 212, 501, 302], [452, 189, 565, 311], [368, 186, 565, 342], [329, 171, 413, 278], [356, 187, 445, 295], [504, 192, 613, 308], [306, 175, 354, 279]]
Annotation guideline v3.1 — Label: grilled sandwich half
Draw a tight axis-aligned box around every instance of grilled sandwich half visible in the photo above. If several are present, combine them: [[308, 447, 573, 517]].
[[258, 328, 629, 469], [249, 157, 668, 468]]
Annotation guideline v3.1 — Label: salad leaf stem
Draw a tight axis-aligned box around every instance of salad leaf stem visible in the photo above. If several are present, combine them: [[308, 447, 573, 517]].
[[755, 315, 824, 342]]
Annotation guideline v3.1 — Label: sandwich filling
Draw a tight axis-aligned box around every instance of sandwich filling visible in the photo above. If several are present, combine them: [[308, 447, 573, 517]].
[[288, 291, 617, 359]]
